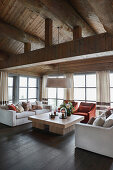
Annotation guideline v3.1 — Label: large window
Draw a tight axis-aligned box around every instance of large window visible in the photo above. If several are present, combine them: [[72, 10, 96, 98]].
[[19, 76, 38, 102], [74, 73, 96, 103], [8, 77, 13, 103], [8, 75, 39, 104], [48, 76, 64, 107], [110, 73, 113, 107]]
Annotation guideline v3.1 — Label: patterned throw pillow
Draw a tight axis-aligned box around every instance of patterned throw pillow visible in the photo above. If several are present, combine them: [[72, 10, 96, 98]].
[[15, 104, 24, 113], [22, 102, 32, 111]]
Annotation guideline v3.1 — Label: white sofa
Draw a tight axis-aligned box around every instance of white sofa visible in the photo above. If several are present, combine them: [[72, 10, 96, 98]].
[[75, 123, 113, 158], [0, 105, 51, 126]]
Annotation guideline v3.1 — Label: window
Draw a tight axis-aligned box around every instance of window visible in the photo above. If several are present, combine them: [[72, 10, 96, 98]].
[[19, 76, 38, 102], [74, 73, 96, 103], [8, 75, 39, 104], [48, 76, 64, 108], [8, 77, 13, 103], [110, 73, 113, 107]]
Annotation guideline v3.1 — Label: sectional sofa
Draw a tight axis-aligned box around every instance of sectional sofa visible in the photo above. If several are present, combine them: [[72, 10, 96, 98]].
[[0, 105, 51, 126]]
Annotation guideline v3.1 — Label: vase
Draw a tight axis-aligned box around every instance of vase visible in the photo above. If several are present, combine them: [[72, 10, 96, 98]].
[[67, 109, 71, 116]]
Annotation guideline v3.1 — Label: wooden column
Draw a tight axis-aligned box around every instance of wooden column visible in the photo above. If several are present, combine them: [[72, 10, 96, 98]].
[[24, 43, 31, 52], [73, 26, 82, 40], [45, 18, 52, 47]]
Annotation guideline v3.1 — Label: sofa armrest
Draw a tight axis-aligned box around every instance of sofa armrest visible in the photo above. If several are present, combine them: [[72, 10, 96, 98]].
[[0, 109, 16, 126], [88, 104, 96, 119], [75, 123, 113, 158]]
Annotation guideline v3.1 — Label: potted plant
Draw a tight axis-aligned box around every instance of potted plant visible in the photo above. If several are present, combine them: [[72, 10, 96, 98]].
[[60, 102, 74, 116]]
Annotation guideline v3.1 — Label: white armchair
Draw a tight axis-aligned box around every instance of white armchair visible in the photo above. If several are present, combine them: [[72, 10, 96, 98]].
[[75, 123, 113, 158]]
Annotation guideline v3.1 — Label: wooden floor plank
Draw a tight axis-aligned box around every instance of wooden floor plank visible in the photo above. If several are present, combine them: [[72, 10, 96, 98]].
[[0, 123, 113, 170]]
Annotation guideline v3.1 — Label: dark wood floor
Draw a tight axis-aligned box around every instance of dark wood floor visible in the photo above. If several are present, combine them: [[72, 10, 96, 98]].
[[0, 123, 113, 170]]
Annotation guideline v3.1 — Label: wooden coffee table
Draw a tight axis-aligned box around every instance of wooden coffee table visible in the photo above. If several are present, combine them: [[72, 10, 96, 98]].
[[28, 113, 84, 135]]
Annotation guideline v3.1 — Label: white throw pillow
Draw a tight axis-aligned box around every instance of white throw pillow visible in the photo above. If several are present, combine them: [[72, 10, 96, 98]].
[[93, 117, 105, 127], [36, 101, 43, 107], [103, 119, 113, 128], [103, 114, 113, 128]]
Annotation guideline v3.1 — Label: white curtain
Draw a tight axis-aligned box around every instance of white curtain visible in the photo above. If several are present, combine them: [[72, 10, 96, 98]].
[[64, 73, 74, 100], [42, 75, 48, 98], [0, 72, 8, 105], [96, 71, 110, 103]]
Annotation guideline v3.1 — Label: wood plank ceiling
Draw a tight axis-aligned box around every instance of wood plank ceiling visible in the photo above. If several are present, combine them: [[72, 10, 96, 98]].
[[0, 0, 111, 76]]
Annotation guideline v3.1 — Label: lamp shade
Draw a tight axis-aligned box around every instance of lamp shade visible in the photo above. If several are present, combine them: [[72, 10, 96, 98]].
[[46, 78, 72, 88]]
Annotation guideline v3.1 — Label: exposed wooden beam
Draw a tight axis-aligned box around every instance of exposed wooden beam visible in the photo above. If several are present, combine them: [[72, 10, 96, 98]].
[[0, 50, 9, 61], [7, 70, 40, 77], [0, 19, 44, 45], [0, 33, 113, 70], [87, 0, 113, 34], [24, 43, 31, 52], [45, 18, 52, 47], [73, 26, 82, 40], [19, 0, 95, 37]]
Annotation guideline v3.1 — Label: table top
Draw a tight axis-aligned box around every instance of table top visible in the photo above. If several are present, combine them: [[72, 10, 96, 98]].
[[28, 112, 84, 128]]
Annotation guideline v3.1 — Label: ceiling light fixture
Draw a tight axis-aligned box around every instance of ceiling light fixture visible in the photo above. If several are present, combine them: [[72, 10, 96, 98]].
[[46, 27, 72, 88]]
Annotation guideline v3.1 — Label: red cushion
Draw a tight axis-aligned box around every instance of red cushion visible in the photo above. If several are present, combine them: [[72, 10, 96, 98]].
[[79, 105, 92, 112], [8, 104, 16, 111], [73, 112, 88, 116], [80, 102, 94, 108]]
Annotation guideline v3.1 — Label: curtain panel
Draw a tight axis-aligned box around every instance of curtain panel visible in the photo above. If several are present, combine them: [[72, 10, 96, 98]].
[[42, 75, 48, 99], [64, 73, 74, 100], [96, 71, 110, 103], [0, 72, 8, 105]]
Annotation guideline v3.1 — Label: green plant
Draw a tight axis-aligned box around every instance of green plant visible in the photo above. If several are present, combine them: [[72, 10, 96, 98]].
[[60, 102, 74, 116]]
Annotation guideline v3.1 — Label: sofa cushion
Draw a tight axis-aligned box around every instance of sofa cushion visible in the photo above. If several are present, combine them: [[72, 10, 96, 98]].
[[80, 102, 94, 107], [35, 109, 49, 115], [15, 104, 24, 113], [73, 112, 88, 116], [8, 104, 16, 111], [16, 111, 35, 119], [104, 109, 112, 118], [36, 101, 43, 107], [88, 117, 96, 125], [103, 114, 113, 127], [79, 105, 92, 113], [22, 102, 32, 111], [103, 119, 113, 128], [93, 117, 105, 127], [32, 105, 42, 110], [0, 104, 9, 110]]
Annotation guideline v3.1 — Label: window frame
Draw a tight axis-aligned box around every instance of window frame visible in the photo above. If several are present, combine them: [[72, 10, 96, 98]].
[[74, 73, 96, 103], [47, 75, 64, 107], [8, 74, 39, 104], [19, 76, 39, 102]]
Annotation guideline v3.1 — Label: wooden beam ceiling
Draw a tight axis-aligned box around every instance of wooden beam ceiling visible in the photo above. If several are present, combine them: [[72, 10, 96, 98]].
[[87, 0, 113, 34], [0, 33, 113, 70], [8, 55, 113, 76], [0, 50, 9, 61], [0, 19, 44, 45], [45, 18, 53, 47], [19, 0, 95, 37], [69, 0, 106, 34]]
